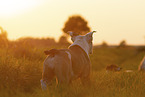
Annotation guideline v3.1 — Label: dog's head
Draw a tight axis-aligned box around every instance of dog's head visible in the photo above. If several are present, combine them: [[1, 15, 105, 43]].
[[68, 31, 96, 55]]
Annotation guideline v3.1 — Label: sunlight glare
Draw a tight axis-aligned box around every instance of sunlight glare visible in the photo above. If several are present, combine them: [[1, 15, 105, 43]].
[[0, 0, 43, 17]]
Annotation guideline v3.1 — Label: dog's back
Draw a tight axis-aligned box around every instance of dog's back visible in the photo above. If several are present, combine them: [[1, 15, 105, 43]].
[[43, 45, 91, 84], [69, 45, 90, 81]]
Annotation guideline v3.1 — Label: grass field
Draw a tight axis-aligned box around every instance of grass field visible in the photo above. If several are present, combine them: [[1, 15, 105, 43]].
[[0, 45, 145, 97]]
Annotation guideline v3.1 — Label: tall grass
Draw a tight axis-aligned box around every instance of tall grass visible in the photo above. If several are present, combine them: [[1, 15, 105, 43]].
[[0, 46, 145, 97]]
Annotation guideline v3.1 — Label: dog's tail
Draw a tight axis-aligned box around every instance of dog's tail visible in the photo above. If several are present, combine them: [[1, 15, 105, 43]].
[[44, 49, 59, 56]]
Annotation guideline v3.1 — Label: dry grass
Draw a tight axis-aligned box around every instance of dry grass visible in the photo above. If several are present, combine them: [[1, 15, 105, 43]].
[[0, 46, 145, 97]]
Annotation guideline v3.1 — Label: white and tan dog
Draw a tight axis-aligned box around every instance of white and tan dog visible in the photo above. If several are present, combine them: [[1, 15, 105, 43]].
[[138, 56, 145, 71], [40, 31, 96, 90]]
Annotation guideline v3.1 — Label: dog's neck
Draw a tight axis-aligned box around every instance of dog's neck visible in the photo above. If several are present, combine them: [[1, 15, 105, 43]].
[[69, 40, 90, 56]]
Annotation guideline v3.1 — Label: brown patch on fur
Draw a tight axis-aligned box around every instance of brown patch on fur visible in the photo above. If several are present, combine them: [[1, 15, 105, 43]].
[[44, 49, 59, 56]]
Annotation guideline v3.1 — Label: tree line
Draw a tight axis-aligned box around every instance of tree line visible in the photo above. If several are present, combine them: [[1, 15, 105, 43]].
[[0, 15, 142, 48]]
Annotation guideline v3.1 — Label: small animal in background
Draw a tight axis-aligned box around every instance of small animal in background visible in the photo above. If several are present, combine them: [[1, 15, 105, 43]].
[[106, 64, 122, 72], [138, 56, 145, 71]]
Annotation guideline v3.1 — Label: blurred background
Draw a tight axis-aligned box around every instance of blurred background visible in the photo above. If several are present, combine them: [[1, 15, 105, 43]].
[[0, 1, 145, 96], [0, 0, 145, 45]]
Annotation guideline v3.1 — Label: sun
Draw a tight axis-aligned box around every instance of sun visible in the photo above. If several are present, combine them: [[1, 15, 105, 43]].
[[0, 0, 42, 17]]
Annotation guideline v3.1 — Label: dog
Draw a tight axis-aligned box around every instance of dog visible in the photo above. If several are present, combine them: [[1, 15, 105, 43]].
[[106, 64, 122, 72], [138, 56, 145, 71], [40, 31, 96, 90]]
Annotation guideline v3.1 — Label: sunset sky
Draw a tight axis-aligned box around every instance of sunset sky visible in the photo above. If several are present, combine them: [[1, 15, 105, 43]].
[[0, 0, 145, 45]]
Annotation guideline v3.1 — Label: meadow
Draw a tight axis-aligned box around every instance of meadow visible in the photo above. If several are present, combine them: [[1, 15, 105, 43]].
[[0, 42, 145, 97]]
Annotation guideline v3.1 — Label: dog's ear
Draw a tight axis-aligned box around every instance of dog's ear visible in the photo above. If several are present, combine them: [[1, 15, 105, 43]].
[[85, 31, 96, 42], [86, 31, 96, 37], [67, 31, 79, 37]]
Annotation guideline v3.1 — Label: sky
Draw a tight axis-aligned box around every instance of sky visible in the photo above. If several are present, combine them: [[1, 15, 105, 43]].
[[0, 0, 145, 45]]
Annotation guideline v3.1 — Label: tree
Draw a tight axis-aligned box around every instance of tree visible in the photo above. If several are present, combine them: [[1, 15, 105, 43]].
[[58, 35, 70, 46], [101, 41, 108, 47], [118, 40, 127, 48], [62, 15, 91, 35], [0, 26, 8, 47], [58, 36, 67, 43]]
